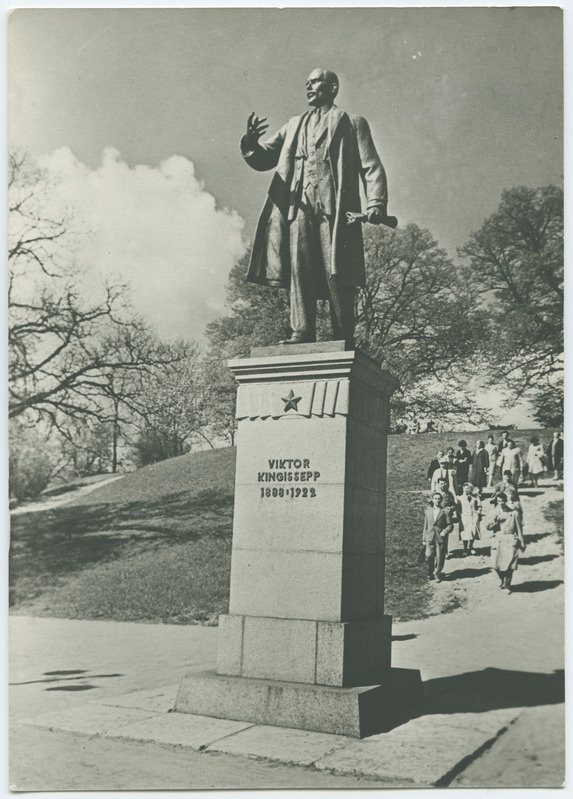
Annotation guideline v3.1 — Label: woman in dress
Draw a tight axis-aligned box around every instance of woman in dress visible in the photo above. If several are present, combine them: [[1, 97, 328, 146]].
[[487, 492, 525, 591], [484, 434, 498, 489], [526, 435, 545, 487], [454, 440, 472, 492], [457, 482, 482, 555], [469, 440, 489, 491], [508, 488, 524, 527]]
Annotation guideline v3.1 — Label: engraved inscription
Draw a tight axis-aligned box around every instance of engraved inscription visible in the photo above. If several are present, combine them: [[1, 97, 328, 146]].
[[258, 458, 320, 498], [260, 486, 316, 499]]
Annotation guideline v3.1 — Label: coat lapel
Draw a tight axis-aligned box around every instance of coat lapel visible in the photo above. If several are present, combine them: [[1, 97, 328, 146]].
[[327, 105, 346, 156]]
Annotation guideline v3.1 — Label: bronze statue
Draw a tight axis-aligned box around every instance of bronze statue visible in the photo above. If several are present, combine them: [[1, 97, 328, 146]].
[[241, 68, 396, 345]]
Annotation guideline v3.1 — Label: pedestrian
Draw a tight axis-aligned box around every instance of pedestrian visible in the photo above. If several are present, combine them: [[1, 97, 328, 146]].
[[469, 439, 489, 491], [484, 434, 498, 488], [487, 492, 525, 591], [446, 447, 456, 469], [431, 457, 458, 495], [499, 439, 523, 486], [508, 488, 524, 528], [546, 431, 564, 481], [454, 440, 472, 491], [427, 449, 445, 483], [491, 470, 520, 502], [435, 476, 457, 512], [497, 430, 510, 455], [422, 492, 454, 583], [526, 435, 545, 487], [457, 482, 482, 555]]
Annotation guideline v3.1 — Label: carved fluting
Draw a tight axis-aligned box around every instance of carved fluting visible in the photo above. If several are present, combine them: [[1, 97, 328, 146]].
[[235, 379, 349, 421]]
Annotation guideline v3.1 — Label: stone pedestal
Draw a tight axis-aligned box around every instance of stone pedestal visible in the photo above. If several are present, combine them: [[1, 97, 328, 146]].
[[176, 342, 423, 737]]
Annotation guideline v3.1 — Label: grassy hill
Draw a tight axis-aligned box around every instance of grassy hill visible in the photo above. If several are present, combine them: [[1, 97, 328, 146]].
[[9, 428, 553, 624]]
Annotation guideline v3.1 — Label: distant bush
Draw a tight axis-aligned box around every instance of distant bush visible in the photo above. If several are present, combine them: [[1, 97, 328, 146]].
[[9, 422, 59, 501], [132, 427, 191, 467]]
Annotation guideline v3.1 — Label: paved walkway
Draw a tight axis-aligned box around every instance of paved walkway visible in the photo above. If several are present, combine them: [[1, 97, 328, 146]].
[[9, 483, 564, 789]]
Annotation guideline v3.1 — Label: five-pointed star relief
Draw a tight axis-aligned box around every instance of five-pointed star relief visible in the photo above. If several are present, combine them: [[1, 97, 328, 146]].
[[281, 389, 302, 412]]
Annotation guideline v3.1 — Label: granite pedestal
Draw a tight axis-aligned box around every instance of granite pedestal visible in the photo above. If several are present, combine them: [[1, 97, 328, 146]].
[[176, 342, 423, 737]]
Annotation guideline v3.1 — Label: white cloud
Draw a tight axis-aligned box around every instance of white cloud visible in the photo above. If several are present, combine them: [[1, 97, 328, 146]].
[[39, 147, 246, 341]]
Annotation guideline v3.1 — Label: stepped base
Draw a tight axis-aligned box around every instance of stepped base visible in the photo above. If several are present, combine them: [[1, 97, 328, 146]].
[[175, 668, 424, 738]]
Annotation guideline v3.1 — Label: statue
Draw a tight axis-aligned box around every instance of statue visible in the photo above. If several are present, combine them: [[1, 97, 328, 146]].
[[241, 68, 397, 346]]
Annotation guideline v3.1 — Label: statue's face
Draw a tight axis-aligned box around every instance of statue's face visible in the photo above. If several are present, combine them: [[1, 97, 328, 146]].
[[306, 69, 336, 107]]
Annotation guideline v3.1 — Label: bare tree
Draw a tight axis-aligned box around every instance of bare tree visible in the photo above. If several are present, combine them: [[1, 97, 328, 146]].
[[8, 150, 179, 439]]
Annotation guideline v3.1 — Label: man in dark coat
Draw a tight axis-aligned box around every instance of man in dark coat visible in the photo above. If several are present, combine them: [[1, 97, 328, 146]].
[[547, 431, 564, 479], [241, 68, 388, 345], [427, 449, 445, 483]]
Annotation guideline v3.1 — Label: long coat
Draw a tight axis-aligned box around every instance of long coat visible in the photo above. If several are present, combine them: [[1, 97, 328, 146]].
[[455, 447, 472, 486], [457, 493, 482, 541], [469, 448, 489, 490], [488, 510, 523, 572], [243, 106, 387, 293], [547, 437, 564, 472]]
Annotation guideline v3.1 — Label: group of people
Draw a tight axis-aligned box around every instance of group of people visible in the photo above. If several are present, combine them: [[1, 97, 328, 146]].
[[421, 430, 563, 590], [395, 417, 438, 435]]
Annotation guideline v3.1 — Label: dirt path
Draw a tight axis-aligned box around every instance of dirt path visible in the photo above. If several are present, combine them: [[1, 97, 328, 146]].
[[11, 475, 125, 516], [390, 479, 564, 786], [431, 479, 563, 616]]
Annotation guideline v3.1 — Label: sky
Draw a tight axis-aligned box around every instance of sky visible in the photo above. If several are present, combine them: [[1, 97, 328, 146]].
[[7, 6, 563, 423]]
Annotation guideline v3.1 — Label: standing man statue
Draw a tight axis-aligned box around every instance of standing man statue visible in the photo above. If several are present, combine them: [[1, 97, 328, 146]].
[[241, 68, 396, 345]]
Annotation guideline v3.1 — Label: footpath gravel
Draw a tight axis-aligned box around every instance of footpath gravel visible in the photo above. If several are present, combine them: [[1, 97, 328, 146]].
[[9, 482, 564, 789]]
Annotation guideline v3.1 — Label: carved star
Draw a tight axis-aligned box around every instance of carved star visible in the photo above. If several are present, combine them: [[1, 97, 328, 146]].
[[282, 389, 302, 412]]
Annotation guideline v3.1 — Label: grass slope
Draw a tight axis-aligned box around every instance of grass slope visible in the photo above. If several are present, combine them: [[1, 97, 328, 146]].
[[9, 429, 554, 624]]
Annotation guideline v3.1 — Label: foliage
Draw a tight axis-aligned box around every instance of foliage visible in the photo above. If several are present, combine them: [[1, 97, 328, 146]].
[[530, 385, 564, 429], [131, 340, 206, 465], [356, 223, 491, 426], [9, 420, 62, 500], [200, 252, 290, 444], [59, 420, 115, 477], [458, 185, 563, 422], [199, 356, 238, 446]]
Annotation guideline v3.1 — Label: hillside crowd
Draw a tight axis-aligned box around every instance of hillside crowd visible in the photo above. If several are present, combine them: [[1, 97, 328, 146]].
[[421, 430, 564, 590]]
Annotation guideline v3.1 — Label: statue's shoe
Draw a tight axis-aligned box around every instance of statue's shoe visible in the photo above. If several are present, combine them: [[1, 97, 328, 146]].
[[279, 336, 315, 345]]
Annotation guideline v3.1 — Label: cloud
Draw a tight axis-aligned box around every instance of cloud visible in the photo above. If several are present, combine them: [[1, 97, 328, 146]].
[[39, 147, 246, 341]]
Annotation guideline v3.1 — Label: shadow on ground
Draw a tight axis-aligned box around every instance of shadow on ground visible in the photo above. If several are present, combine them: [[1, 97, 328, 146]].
[[519, 554, 558, 566], [422, 667, 564, 714], [9, 488, 234, 606], [444, 567, 491, 581], [11, 672, 124, 687], [510, 580, 563, 593], [526, 532, 553, 543]]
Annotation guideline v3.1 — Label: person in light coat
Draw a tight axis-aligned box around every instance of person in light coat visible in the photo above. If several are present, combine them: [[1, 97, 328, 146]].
[[457, 482, 483, 556]]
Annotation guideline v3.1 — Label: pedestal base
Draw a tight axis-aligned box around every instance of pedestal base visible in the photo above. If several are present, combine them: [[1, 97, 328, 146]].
[[175, 668, 424, 738]]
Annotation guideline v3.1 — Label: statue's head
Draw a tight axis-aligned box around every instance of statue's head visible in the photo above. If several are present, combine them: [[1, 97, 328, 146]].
[[306, 68, 339, 107]]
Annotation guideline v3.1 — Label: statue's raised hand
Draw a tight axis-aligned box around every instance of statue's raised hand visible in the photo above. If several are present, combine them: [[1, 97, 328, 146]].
[[244, 112, 269, 150]]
